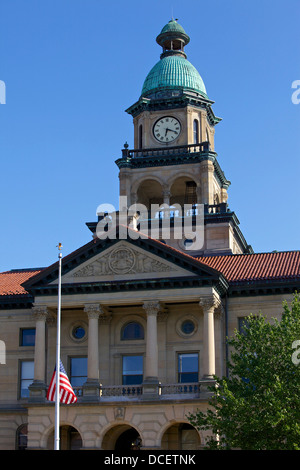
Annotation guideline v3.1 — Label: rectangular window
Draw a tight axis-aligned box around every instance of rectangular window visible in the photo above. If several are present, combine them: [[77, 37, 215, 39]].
[[20, 328, 35, 346], [70, 357, 87, 387], [178, 353, 199, 383], [238, 317, 256, 335], [122, 355, 143, 385], [20, 361, 34, 398]]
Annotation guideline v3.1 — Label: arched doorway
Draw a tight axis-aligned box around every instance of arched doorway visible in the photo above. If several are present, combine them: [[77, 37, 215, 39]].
[[47, 425, 82, 450], [115, 428, 141, 451], [161, 423, 200, 450], [102, 424, 141, 450]]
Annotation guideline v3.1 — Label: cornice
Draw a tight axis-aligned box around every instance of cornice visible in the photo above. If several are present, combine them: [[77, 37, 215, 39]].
[[115, 150, 217, 170], [125, 92, 221, 127], [0, 297, 34, 310], [228, 279, 300, 297]]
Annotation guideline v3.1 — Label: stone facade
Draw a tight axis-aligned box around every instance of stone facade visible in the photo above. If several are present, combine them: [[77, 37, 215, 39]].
[[0, 249, 297, 449], [0, 19, 298, 450]]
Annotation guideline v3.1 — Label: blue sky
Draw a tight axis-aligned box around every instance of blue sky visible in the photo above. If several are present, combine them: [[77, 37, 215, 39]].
[[0, 0, 299, 272]]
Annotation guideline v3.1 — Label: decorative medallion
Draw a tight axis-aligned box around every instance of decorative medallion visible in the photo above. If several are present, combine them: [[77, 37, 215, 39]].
[[108, 247, 135, 274]]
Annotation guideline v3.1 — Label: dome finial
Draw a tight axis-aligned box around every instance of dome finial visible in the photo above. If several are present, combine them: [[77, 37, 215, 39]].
[[170, 4, 178, 21], [156, 19, 190, 60]]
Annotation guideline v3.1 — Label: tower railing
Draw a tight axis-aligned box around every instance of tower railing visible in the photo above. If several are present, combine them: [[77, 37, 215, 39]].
[[96, 203, 229, 225], [122, 141, 210, 159]]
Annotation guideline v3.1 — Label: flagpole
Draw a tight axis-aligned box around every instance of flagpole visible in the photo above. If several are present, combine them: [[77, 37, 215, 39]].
[[54, 243, 62, 450]]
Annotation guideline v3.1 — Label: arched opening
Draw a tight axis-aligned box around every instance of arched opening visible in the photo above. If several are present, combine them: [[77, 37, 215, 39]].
[[170, 177, 197, 207], [16, 424, 28, 450], [161, 423, 200, 450], [136, 179, 163, 209], [214, 193, 220, 205], [115, 428, 141, 451], [193, 119, 199, 144], [139, 124, 143, 148], [102, 425, 141, 450], [121, 321, 144, 340], [47, 425, 82, 450], [206, 128, 210, 144]]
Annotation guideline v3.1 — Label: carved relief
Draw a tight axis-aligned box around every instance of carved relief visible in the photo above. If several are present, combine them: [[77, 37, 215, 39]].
[[32, 305, 49, 320], [109, 247, 136, 274], [114, 407, 125, 420], [72, 245, 176, 278], [199, 294, 222, 313]]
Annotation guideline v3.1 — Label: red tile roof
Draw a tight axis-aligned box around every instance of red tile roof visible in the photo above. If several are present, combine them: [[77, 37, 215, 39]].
[[197, 251, 300, 284], [0, 249, 299, 299], [0, 269, 43, 297]]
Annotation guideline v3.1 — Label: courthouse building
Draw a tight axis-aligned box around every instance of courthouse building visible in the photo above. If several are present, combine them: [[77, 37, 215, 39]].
[[0, 20, 299, 450]]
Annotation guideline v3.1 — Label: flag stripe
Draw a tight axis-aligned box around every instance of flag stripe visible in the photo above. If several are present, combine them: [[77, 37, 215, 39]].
[[47, 360, 77, 404]]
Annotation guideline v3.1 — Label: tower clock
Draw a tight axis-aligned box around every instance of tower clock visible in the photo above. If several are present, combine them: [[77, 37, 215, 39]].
[[153, 116, 181, 143]]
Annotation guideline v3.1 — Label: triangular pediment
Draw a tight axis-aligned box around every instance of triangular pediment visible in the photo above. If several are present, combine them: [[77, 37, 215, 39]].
[[22, 229, 228, 296], [58, 240, 194, 283]]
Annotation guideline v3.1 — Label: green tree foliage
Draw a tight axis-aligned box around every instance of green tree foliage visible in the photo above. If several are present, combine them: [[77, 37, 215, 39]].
[[188, 294, 300, 450]]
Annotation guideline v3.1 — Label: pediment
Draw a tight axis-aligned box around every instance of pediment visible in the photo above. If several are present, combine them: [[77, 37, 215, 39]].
[[58, 241, 195, 283], [22, 230, 228, 297]]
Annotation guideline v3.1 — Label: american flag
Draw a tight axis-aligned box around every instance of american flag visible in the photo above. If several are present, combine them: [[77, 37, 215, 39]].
[[47, 360, 77, 404]]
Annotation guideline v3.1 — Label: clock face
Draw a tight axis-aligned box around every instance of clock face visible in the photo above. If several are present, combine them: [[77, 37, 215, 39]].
[[153, 116, 181, 143]]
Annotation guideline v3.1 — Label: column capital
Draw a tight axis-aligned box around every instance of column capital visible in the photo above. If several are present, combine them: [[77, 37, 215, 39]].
[[32, 305, 49, 321], [199, 294, 221, 312], [84, 303, 104, 319], [99, 313, 112, 325], [143, 300, 161, 316], [162, 186, 171, 198], [157, 310, 168, 322], [200, 159, 214, 172]]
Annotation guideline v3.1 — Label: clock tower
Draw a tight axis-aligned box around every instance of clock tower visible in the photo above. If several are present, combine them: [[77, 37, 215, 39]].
[[113, 19, 252, 256]]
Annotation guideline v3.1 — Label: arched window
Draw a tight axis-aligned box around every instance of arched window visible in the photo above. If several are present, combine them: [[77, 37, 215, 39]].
[[139, 124, 143, 148], [193, 119, 199, 144], [206, 128, 210, 144], [214, 193, 220, 205], [121, 322, 144, 340], [16, 424, 28, 450]]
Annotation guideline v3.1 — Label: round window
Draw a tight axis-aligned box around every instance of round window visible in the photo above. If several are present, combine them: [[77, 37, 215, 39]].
[[184, 238, 194, 248], [181, 320, 195, 335], [72, 326, 86, 340]]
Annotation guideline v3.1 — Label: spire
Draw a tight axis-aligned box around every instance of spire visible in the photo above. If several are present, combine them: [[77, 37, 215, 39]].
[[156, 19, 190, 59]]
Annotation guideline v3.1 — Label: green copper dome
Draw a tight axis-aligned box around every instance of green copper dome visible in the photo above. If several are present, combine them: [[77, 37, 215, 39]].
[[141, 55, 207, 98], [160, 19, 187, 35], [141, 20, 207, 99]]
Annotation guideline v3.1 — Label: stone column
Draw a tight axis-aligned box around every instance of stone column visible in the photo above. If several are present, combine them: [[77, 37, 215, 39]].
[[142, 301, 160, 397], [99, 311, 112, 385], [82, 304, 101, 401], [196, 184, 202, 205], [130, 191, 137, 206], [119, 169, 131, 200], [199, 294, 220, 380], [162, 186, 171, 205], [29, 305, 48, 402], [162, 187, 171, 238], [200, 160, 215, 205], [157, 310, 168, 382]]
